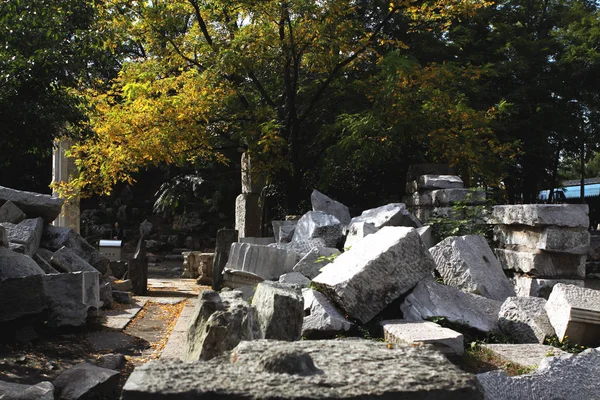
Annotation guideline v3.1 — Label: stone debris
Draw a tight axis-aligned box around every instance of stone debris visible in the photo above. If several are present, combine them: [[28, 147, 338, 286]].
[[43, 271, 101, 328], [182, 251, 213, 284], [310, 189, 351, 225], [0, 200, 26, 224], [33, 252, 60, 274], [251, 281, 304, 341], [0, 225, 7, 247], [496, 248, 586, 278], [344, 221, 377, 249], [291, 211, 343, 248], [123, 339, 482, 399], [278, 272, 311, 287], [498, 297, 554, 344], [349, 203, 421, 230], [1, 217, 44, 256], [212, 228, 238, 290], [0, 380, 54, 400], [545, 283, 600, 347], [416, 225, 436, 249], [96, 353, 126, 371], [480, 343, 566, 369], [272, 220, 297, 243], [431, 235, 515, 301], [111, 279, 133, 291], [494, 225, 590, 255], [239, 237, 276, 245], [382, 319, 464, 355], [512, 275, 585, 299], [492, 204, 589, 228], [183, 290, 259, 361], [226, 242, 298, 280], [418, 174, 464, 190], [223, 268, 265, 299], [401, 278, 502, 333], [405, 164, 456, 192], [51, 246, 99, 274], [0, 186, 64, 223], [313, 227, 435, 324], [53, 362, 120, 400], [302, 288, 352, 338], [113, 290, 134, 304], [476, 348, 600, 400], [292, 246, 339, 279]]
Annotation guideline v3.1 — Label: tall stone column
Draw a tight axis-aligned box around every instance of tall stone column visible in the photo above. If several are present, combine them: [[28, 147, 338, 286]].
[[235, 152, 264, 238], [52, 139, 80, 233]]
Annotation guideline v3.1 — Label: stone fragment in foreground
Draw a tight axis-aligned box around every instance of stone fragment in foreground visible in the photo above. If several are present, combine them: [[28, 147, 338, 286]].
[[227, 242, 298, 280], [311, 190, 351, 226], [495, 248, 586, 278], [492, 204, 589, 228], [382, 320, 464, 355], [0, 200, 26, 224], [183, 290, 259, 361], [43, 271, 101, 327], [122, 339, 482, 399], [292, 211, 343, 247], [51, 246, 99, 274], [512, 275, 584, 299], [53, 362, 120, 400], [350, 203, 421, 229], [272, 220, 297, 243], [344, 221, 377, 249], [0, 186, 64, 223], [302, 288, 352, 338], [292, 246, 339, 279], [431, 235, 515, 301], [278, 272, 311, 287], [0, 380, 54, 400], [480, 343, 566, 369], [494, 225, 590, 255], [476, 348, 600, 400], [401, 278, 502, 332], [223, 268, 264, 299], [1, 217, 44, 256], [41, 225, 110, 273], [545, 284, 600, 346], [0, 225, 6, 247], [252, 281, 304, 341], [498, 297, 554, 344], [313, 227, 435, 324]]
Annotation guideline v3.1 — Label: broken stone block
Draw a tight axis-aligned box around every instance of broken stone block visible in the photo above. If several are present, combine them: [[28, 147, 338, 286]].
[[43, 271, 101, 327], [0, 246, 45, 280], [498, 297, 555, 343], [0, 380, 54, 400], [292, 246, 339, 279], [223, 269, 264, 299], [226, 242, 298, 280], [476, 348, 600, 400], [99, 278, 113, 309], [53, 362, 120, 400], [279, 272, 311, 287], [1, 217, 44, 256], [545, 284, 600, 346], [292, 211, 343, 248], [313, 227, 435, 324], [235, 193, 261, 238], [0, 186, 64, 223], [0, 225, 7, 247], [113, 290, 133, 304], [97, 353, 126, 371], [123, 339, 482, 399], [111, 279, 133, 291], [401, 278, 502, 333], [239, 237, 276, 245], [406, 163, 456, 182], [128, 238, 148, 295], [431, 188, 486, 206], [310, 190, 351, 225], [183, 290, 259, 361], [350, 203, 422, 230], [492, 204, 589, 228], [418, 175, 464, 190], [480, 343, 566, 369], [212, 229, 238, 290], [33, 252, 59, 274], [512, 275, 584, 299], [41, 225, 109, 273], [496, 248, 586, 278], [382, 320, 464, 355], [51, 246, 99, 273], [272, 220, 297, 244], [251, 281, 304, 341], [494, 225, 590, 255], [302, 288, 352, 338], [273, 238, 327, 259], [0, 200, 26, 224], [344, 221, 377, 249], [431, 235, 515, 301]]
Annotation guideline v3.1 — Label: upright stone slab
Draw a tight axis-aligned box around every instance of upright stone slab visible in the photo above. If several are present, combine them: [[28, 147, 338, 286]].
[[494, 225, 590, 255], [344, 221, 377, 249], [0, 225, 7, 247], [310, 190, 351, 225], [350, 203, 422, 230], [212, 229, 238, 290], [512, 275, 584, 299], [498, 297, 554, 344], [431, 235, 515, 301], [226, 242, 298, 280], [292, 211, 343, 248], [545, 284, 600, 346], [1, 217, 44, 256], [43, 271, 101, 327], [292, 246, 339, 279], [0, 200, 26, 223], [496, 248, 586, 278], [251, 281, 304, 341], [302, 288, 352, 337], [241, 152, 265, 194], [382, 320, 464, 355], [313, 227, 435, 324], [418, 175, 464, 190], [0, 186, 64, 223], [128, 238, 148, 295], [51, 246, 99, 273], [492, 204, 589, 228], [401, 278, 502, 333], [235, 194, 261, 238]]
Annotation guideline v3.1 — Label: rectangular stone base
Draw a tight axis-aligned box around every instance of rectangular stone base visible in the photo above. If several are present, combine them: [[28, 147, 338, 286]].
[[496, 248, 586, 278]]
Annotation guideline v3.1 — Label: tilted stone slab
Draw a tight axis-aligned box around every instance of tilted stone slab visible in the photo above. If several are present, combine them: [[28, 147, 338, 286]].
[[251, 281, 304, 341], [292, 211, 343, 247], [494, 225, 590, 255], [382, 320, 464, 355], [417, 225, 436, 249], [311, 189, 351, 225], [223, 269, 264, 299], [313, 227, 435, 324], [431, 188, 486, 206], [401, 278, 502, 333], [279, 272, 310, 287], [33, 252, 60, 274], [271, 238, 327, 259], [498, 297, 554, 344], [418, 175, 464, 190], [344, 221, 377, 249], [350, 203, 422, 230], [476, 348, 600, 400], [51, 246, 99, 274], [292, 246, 339, 279], [480, 343, 566, 369], [0, 200, 26, 224], [0, 246, 45, 281], [123, 339, 482, 399], [545, 284, 600, 346], [492, 204, 589, 228], [41, 225, 109, 272], [0, 380, 54, 400], [431, 235, 515, 301], [1, 217, 44, 256], [0, 186, 63, 223], [226, 242, 298, 280], [302, 288, 352, 337], [43, 271, 101, 327], [272, 220, 297, 244], [53, 362, 120, 400], [512, 275, 584, 299], [495, 248, 586, 278]]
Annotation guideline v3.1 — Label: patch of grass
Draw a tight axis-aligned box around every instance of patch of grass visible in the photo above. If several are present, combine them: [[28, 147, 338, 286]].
[[460, 346, 537, 376], [544, 335, 588, 354]]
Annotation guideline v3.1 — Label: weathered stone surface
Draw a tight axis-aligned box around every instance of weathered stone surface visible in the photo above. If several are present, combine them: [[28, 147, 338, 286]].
[[223, 269, 265, 299], [545, 284, 600, 346], [512, 275, 584, 299], [272, 220, 297, 244], [344, 221, 377, 249], [239, 237, 276, 245], [1, 217, 44, 256], [51, 246, 98, 273], [53, 362, 120, 400], [431, 188, 486, 206], [128, 238, 147, 295], [417, 225, 436, 249], [0, 186, 64, 223], [113, 290, 133, 304], [0, 246, 45, 280], [401, 278, 502, 333], [0, 200, 26, 224], [302, 288, 352, 337], [227, 242, 298, 280], [41, 225, 109, 273], [183, 290, 259, 361], [0, 380, 54, 400], [492, 204, 589, 228], [0, 225, 6, 247], [241, 152, 265, 194], [494, 225, 590, 255], [97, 354, 126, 371], [212, 229, 238, 290], [406, 163, 456, 183], [350, 203, 422, 230], [272, 238, 328, 259], [418, 175, 464, 190], [279, 272, 311, 287], [99, 278, 113, 309], [235, 193, 261, 238], [291, 211, 343, 248], [111, 279, 133, 291], [292, 247, 339, 279], [313, 227, 435, 324], [252, 281, 304, 341], [496, 248, 586, 278], [310, 190, 351, 225], [382, 320, 464, 355], [43, 271, 101, 328], [123, 339, 482, 400], [477, 348, 600, 400], [481, 343, 566, 369], [498, 297, 554, 343], [431, 235, 515, 301]]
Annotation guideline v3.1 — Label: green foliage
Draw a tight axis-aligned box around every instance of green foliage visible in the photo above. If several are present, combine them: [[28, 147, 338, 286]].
[[315, 252, 341, 264], [544, 335, 588, 354], [153, 174, 205, 217]]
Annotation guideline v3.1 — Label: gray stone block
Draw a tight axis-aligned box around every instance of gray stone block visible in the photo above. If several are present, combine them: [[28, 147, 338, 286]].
[[416, 225, 436, 248], [292, 247, 339, 279], [1, 217, 44, 256], [278, 272, 311, 287], [226, 242, 298, 280], [43, 271, 101, 327], [492, 204, 589, 228], [212, 229, 238, 290], [33, 252, 59, 274], [310, 190, 351, 225], [0, 200, 26, 224], [252, 281, 304, 341], [271, 220, 297, 244], [406, 163, 455, 182], [223, 269, 264, 299], [480, 343, 566, 369], [0, 246, 45, 280], [239, 237, 276, 245], [498, 297, 555, 343], [41, 225, 109, 273], [0, 186, 63, 223], [512, 275, 584, 299], [350, 203, 422, 230], [292, 211, 343, 247], [418, 175, 464, 190], [113, 290, 133, 304], [0, 380, 54, 400], [302, 288, 352, 337], [0, 225, 6, 247], [235, 193, 261, 238], [431, 188, 486, 206], [51, 246, 99, 273], [496, 248, 586, 278], [382, 320, 464, 355], [344, 221, 377, 249], [314, 227, 435, 324], [494, 225, 590, 255], [53, 362, 120, 400]]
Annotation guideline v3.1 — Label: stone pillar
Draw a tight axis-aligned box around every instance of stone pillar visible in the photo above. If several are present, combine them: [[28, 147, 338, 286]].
[[212, 229, 238, 290], [235, 152, 264, 238], [52, 139, 80, 233]]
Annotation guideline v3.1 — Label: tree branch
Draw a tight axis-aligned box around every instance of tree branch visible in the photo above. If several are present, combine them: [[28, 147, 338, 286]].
[[188, 0, 213, 46]]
